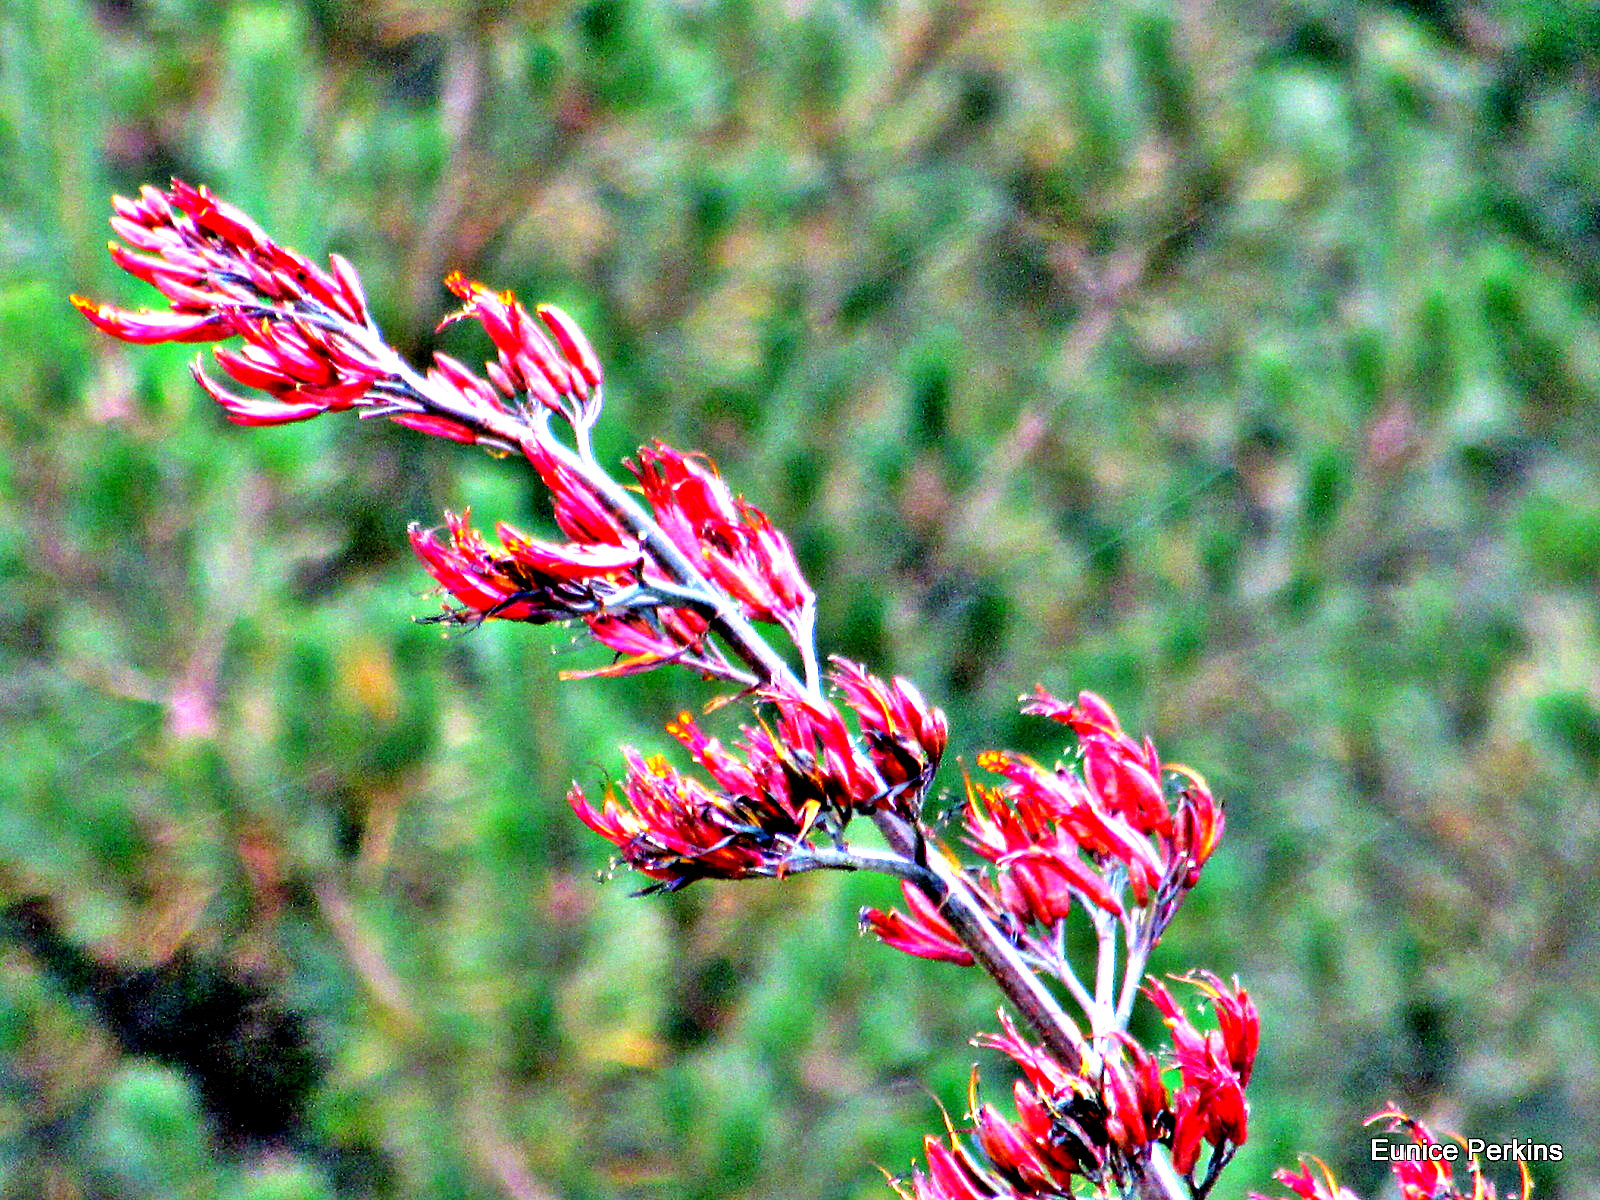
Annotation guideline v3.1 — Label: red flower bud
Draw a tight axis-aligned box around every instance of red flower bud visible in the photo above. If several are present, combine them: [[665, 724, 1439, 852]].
[[536, 302, 603, 389], [72, 295, 231, 343], [860, 881, 974, 966], [628, 442, 815, 631], [830, 657, 948, 806]]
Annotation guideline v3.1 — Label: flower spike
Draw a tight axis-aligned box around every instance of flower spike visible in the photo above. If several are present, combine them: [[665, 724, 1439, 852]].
[[78, 181, 1280, 1200]]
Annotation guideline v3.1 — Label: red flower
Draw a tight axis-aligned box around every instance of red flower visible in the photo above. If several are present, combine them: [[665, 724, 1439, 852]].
[[75, 181, 400, 427], [1021, 688, 1171, 836], [568, 748, 810, 891], [575, 609, 718, 679], [77, 179, 611, 455], [1145, 974, 1256, 1156], [521, 428, 632, 546], [408, 510, 640, 625], [963, 772, 1125, 921], [1170, 1089, 1207, 1176], [860, 690, 1236, 1053], [1105, 1034, 1170, 1155], [974, 1010, 1079, 1097], [1170, 767, 1224, 887], [967, 755, 1142, 916], [905, 1013, 1136, 1197], [831, 657, 948, 806], [860, 881, 974, 966], [973, 1098, 1060, 1193], [574, 687, 932, 895], [666, 708, 843, 830], [898, 978, 1253, 1200], [760, 684, 887, 814], [1019, 686, 1120, 736], [961, 690, 1226, 926], [1186, 970, 1259, 1086], [408, 512, 772, 683], [439, 273, 600, 427], [898, 1135, 1009, 1200], [73, 299, 231, 344], [628, 442, 814, 633]]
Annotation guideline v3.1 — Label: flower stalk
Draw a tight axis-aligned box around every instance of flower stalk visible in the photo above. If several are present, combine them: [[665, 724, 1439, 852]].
[[76, 179, 1273, 1200]]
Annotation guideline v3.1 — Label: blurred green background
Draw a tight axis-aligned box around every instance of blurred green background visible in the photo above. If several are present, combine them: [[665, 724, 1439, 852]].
[[2, 1, 1598, 1198]]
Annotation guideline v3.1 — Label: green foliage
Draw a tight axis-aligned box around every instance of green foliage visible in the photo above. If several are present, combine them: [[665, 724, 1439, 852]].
[[2, 2, 1598, 1199]]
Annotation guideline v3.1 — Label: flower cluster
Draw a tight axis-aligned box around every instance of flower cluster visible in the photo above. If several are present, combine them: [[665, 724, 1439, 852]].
[[73, 182, 596, 454], [408, 510, 638, 623], [861, 693, 1249, 1197], [898, 974, 1257, 1200], [832, 659, 949, 806], [438, 272, 602, 430], [569, 656, 949, 887], [75, 182, 381, 424], [567, 747, 810, 892], [1145, 974, 1256, 1175], [74, 180, 817, 687], [862, 690, 1222, 977], [629, 442, 816, 639], [406, 439, 819, 681], [408, 508, 734, 679], [1254, 1108, 1533, 1200]]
